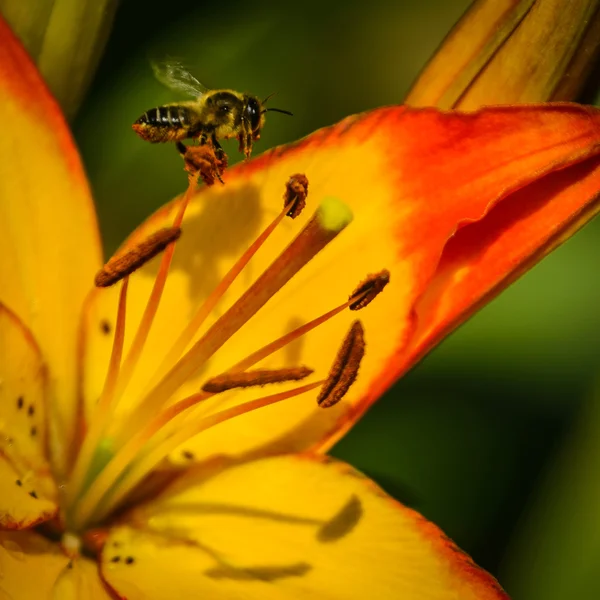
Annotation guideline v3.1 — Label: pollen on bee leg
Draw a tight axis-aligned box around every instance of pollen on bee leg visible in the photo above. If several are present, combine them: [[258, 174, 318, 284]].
[[318, 320, 366, 408], [202, 366, 314, 393], [349, 269, 390, 310], [284, 173, 309, 218], [177, 141, 227, 186], [94, 227, 182, 287]]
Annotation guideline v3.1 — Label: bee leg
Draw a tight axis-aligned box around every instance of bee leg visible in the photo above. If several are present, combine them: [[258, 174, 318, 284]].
[[210, 133, 226, 161], [176, 141, 187, 158], [198, 131, 209, 146], [245, 133, 253, 159]]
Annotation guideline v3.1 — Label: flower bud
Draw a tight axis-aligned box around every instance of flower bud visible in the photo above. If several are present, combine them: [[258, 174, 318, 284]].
[[0, 0, 117, 118], [406, 0, 600, 109]]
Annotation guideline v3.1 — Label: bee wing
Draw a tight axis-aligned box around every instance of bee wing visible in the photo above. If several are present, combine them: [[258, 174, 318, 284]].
[[150, 59, 209, 98]]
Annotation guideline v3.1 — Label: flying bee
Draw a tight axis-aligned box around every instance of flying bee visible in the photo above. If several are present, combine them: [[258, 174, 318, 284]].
[[132, 60, 292, 159]]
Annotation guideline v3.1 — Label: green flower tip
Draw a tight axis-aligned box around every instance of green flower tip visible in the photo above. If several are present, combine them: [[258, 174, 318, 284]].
[[316, 197, 354, 232]]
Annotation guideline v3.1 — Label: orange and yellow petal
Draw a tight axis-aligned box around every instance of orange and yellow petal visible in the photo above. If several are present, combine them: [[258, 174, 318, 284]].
[[406, 153, 600, 368], [83, 104, 600, 468], [100, 454, 506, 600], [0, 304, 57, 528], [0, 15, 102, 476]]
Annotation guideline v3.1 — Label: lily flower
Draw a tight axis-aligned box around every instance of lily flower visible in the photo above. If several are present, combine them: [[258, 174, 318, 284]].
[[3, 14, 600, 600]]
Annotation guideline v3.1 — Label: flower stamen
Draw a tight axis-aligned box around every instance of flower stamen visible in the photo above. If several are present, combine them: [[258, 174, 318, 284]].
[[107, 177, 196, 415], [112, 196, 353, 444], [201, 366, 314, 393], [65, 278, 129, 510], [66, 179, 195, 512], [71, 380, 324, 529], [284, 173, 308, 218], [146, 177, 309, 395], [317, 320, 365, 408], [94, 228, 181, 288], [349, 269, 390, 310], [226, 269, 386, 375]]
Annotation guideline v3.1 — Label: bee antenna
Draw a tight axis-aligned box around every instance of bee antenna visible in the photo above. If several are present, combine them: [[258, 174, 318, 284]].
[[262, 92, 278, 104], [265, 107, 293, 116]]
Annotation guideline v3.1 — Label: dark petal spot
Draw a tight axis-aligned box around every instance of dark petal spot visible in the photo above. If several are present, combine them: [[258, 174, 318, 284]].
[[111, 556, 121, 563], [112, 541, 122, 548], [100, 320, 111, 335], [30, 426, 37, 437], [17, 396, 24, 410], [15, 479, 22, 486], [27, 405, 35, 417], [182, 450, 194, 460], [125, 557, 135, 565], [67, 561, 73, 569], [29, 491, 38, 499]]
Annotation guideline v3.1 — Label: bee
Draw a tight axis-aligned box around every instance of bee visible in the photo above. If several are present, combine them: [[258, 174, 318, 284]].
[[132, 60, 292, 159]]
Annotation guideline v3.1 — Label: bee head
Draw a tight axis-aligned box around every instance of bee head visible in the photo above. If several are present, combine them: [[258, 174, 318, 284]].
[[244, 96, 264, 134]]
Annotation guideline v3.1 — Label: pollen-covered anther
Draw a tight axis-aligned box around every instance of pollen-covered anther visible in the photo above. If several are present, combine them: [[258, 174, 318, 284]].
[[318, 320, 365, 408], [94, 226, 182, 287], [202, 366, 314, 393], [349, 269, 390, 310], [284, 173, 309, 218], [177, 141, 227, 186]]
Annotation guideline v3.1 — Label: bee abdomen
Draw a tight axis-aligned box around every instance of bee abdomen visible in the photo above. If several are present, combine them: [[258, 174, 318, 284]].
[[132, 105, 192, 143]]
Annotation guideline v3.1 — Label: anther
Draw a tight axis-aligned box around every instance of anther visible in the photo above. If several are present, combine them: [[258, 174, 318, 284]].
[[95, 227, 182, 287], [202, 366, 314, 393], [284, 174, 309, 219], [318, 320, 365, 408], [349, 270, 390, 310]]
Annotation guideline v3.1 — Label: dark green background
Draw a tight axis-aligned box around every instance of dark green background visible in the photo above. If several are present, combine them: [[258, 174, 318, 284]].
[[72, 1, 600, 597]]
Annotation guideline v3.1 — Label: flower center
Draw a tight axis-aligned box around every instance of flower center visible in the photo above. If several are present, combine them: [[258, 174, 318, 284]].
[[61, 173, 389, 540]]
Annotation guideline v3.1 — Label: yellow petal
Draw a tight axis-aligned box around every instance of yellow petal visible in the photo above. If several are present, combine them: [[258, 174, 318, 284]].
[[0, 461, 56, 529], [51, 558, 114, 600], [0, 304, 57, 528], [82, 104, 600, 470], [0, 530, 67, 598], [101, 454, 507, 599], [0, 16, 102, 475]]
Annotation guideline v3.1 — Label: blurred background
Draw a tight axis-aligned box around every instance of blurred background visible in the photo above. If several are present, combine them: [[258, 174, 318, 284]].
[[66, 0, 600, 597]]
